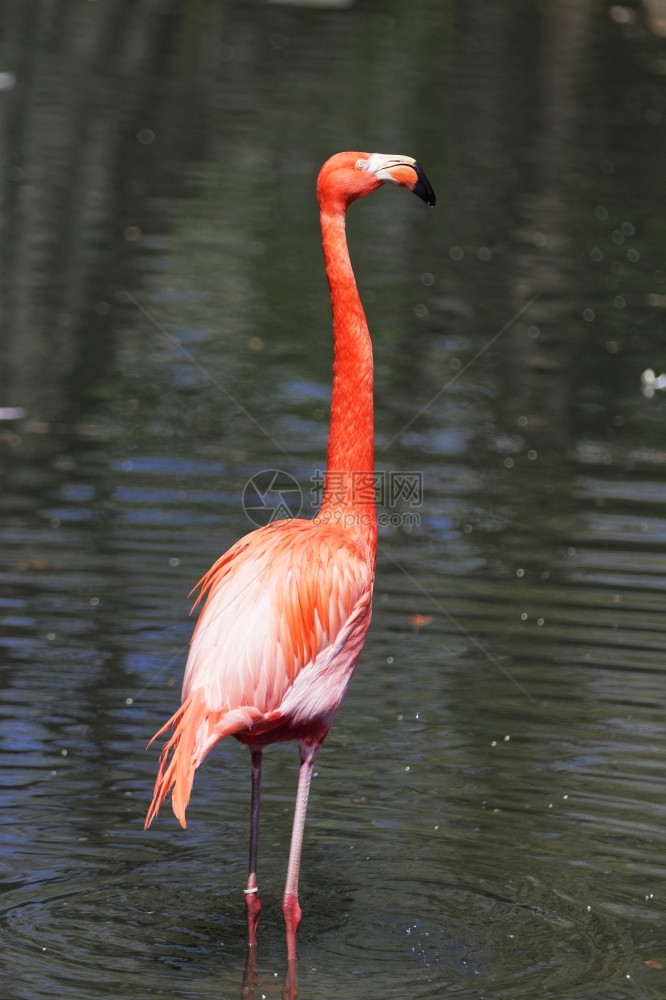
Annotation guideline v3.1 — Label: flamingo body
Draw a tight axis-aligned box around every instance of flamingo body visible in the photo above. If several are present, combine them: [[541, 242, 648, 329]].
[[145, 517, 373, 828], [145, 149, 435, 960]]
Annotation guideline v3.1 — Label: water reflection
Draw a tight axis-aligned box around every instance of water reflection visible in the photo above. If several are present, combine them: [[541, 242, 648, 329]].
[[2, 1, 666, 998], [242, 948, 299, 1000]]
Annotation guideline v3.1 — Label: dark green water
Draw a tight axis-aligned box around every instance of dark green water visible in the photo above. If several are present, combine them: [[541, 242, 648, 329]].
[[1, 1, 666, 997]]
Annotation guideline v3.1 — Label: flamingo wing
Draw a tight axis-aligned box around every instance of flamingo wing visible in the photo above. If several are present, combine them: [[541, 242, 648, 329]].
[[145, 518, 374, 828]]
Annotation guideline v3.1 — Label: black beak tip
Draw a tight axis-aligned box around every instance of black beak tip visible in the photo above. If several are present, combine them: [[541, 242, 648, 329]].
[[412, 162, 436, 207]]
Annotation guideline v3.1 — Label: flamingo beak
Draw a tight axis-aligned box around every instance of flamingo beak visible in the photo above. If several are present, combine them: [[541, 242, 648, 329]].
[[411, 162, 437, 207], [367, 153, 436, 207]]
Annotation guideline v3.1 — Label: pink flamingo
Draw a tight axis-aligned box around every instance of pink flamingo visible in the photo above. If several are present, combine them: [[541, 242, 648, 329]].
[[145, 151, 435, 959]]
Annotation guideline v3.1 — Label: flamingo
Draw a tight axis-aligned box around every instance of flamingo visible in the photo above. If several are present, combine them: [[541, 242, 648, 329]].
[[145, 151, 435, 959]]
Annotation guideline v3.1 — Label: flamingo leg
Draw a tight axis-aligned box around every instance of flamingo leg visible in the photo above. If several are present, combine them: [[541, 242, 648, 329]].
[[282, 740, 320, 961], [245, 745, 262, 948]]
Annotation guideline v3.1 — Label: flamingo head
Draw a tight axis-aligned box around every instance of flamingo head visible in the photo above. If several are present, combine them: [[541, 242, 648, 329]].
[[317, 151, 436, 210]]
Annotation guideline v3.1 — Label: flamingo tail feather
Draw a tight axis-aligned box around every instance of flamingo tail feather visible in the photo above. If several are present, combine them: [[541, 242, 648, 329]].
[[144, 689, 261, 830]]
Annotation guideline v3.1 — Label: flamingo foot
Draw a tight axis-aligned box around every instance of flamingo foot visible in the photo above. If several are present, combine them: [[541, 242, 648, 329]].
[[282, 891, 302, 961], [241, 941, 258, 997], [245, 886, 261, 948], [282, 956, 299, 999]]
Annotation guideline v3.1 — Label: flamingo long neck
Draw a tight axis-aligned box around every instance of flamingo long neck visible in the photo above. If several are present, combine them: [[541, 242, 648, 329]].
[[319, 207, 376, 537]]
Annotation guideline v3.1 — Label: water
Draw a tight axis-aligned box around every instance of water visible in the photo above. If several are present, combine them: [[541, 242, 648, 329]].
[[2, 1, 666, 996]]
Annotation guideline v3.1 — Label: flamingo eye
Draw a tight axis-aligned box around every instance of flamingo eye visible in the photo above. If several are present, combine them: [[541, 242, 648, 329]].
[[355, 159, 366, 170]]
